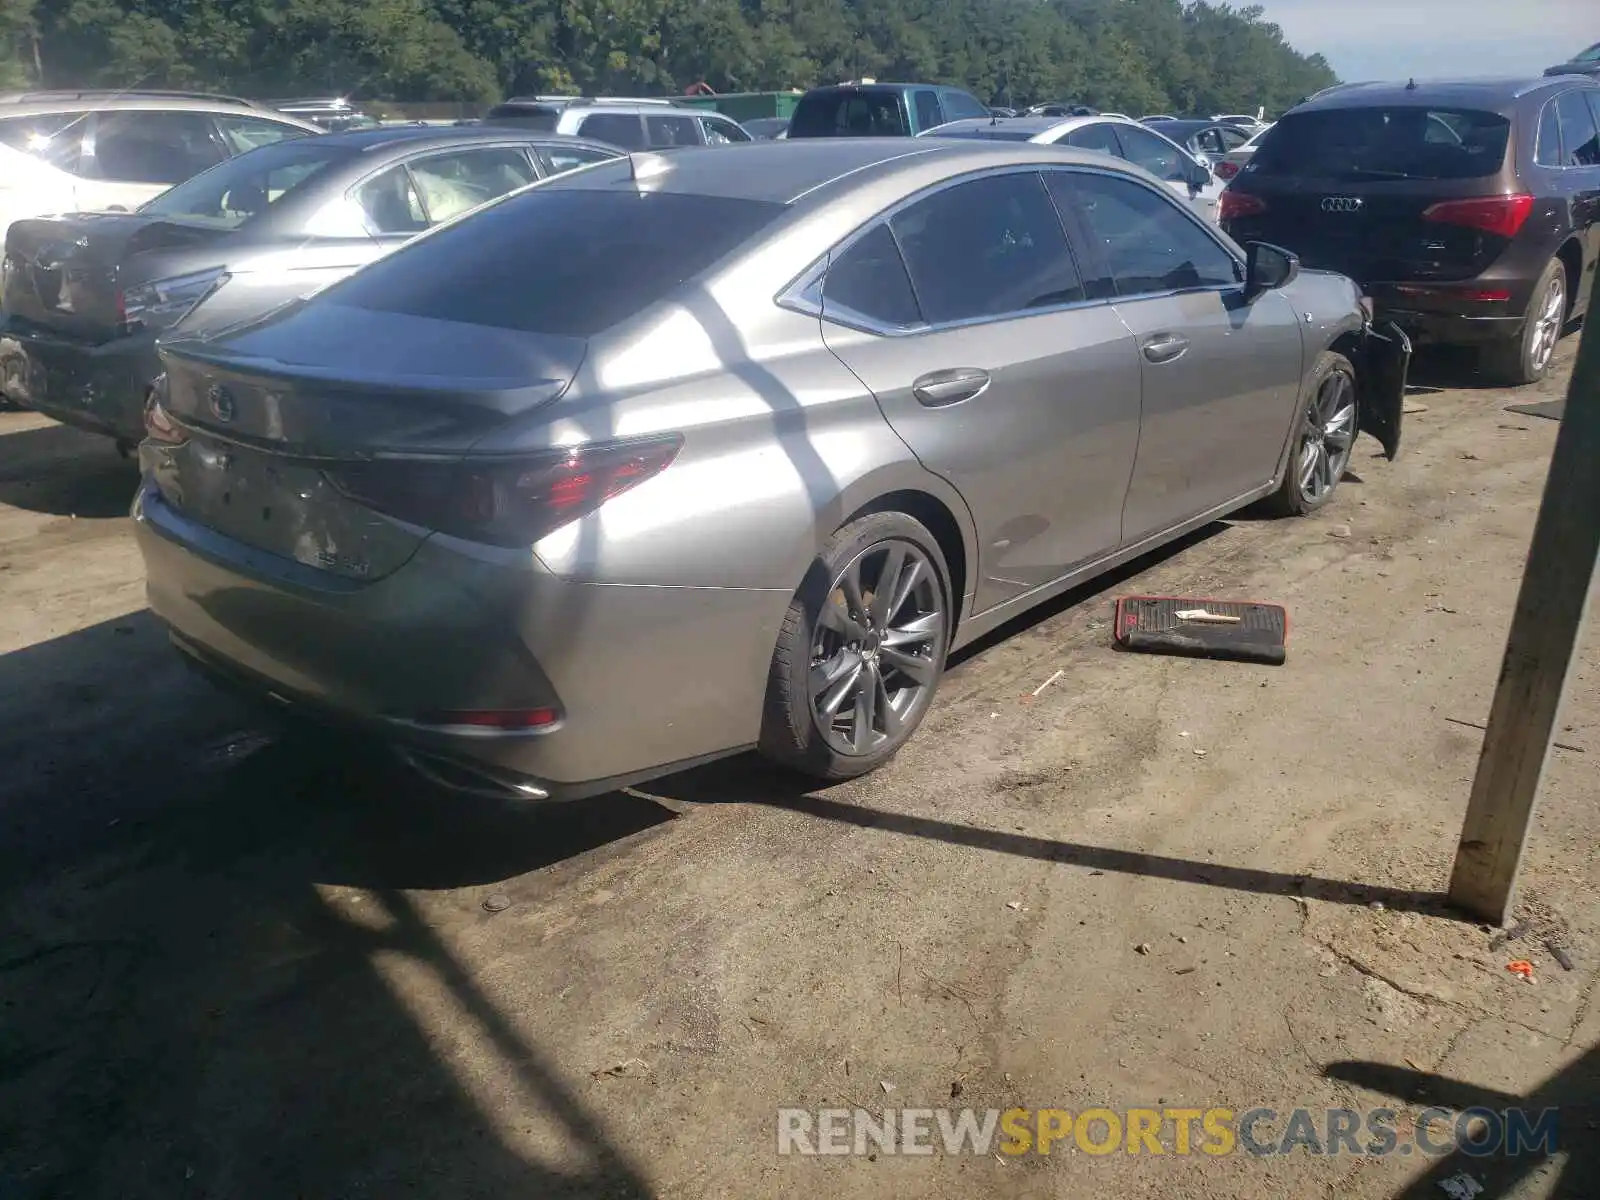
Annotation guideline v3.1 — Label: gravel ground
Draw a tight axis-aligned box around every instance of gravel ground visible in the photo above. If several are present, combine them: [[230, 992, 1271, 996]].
[[0, 341, 1595, 1199]]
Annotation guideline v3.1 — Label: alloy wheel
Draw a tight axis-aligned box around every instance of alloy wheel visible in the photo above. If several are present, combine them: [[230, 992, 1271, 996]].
[[1298, 369, 1356, 503], [808, 539, 944, 757], [1529, 273, 1566, 377]]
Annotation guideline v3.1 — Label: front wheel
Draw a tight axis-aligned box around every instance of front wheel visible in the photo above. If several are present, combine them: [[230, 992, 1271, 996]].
[[1263, 350, 1358, 517], [759, 512, 950, 781]]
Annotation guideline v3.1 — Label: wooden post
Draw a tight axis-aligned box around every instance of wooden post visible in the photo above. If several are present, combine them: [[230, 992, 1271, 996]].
[[1447, 270, 1600, 924]]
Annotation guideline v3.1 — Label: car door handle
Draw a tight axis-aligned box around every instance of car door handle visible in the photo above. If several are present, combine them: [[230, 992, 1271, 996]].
[[1142, 333, 1190, 364], [912, 368, 990, 407]]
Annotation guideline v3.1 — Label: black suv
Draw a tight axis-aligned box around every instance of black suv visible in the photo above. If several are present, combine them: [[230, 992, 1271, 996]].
[[1220, 78, 1600, 383]]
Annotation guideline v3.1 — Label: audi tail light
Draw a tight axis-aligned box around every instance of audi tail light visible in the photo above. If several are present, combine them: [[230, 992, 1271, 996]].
[[1422, 194, 1534, 239], [1219, 191, 1267, 221], [324, 434, 684, 548]]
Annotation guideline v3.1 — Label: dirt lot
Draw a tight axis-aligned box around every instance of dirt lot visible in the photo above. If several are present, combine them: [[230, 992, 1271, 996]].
[[0, 344, 1595, 1199]]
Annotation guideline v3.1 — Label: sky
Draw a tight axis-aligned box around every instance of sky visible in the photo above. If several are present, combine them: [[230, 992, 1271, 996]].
[[1253, 0, 1595, 83]]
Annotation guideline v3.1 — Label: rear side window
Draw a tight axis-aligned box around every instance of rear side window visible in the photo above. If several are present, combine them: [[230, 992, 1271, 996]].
[[576, 113, 646, 149], [699, 116, 751, 144], [1065, 123, 1122, 154], [644, 113, 703, 147], [821, 223, 922, 328], [1554, 90, 1600, 166], [1536, 101, 1563, 166], [889, 172, 1084, 323], [320, 189, 786, 337], [790, 90, 909, 137], [1251, 107, 1511, 180]]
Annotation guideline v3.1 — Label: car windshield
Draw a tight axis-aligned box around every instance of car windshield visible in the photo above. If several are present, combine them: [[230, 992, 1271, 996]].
[[140, 140, 353, 229], [1574, 42, 1600, 64], [1248, 107, 1511, 180], [925, 125, 1037, 142], [319, 187, 787, 338], [790, 90, 909, 137]]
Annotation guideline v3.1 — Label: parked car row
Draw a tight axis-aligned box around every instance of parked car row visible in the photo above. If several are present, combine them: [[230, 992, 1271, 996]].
[[1218, 75, 1600, 384]]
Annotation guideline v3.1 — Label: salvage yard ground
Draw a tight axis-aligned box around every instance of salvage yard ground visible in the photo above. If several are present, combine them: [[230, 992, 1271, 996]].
[[0, 344, 1595, 1199]]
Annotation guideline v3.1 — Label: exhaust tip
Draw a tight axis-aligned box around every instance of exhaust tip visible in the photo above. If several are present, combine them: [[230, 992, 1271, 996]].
[[394, 746, 551, 801]]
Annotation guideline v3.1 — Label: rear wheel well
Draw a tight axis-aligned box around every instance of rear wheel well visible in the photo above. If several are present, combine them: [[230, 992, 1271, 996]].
[[1555, 239, 1583, 319], [846, 490, 968, 632]]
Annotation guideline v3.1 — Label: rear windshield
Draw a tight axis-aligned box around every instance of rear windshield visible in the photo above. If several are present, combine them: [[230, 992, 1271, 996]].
[[790, 90, 910, 137], [484, 106, 560, 132], [1250, 107, 1511, 181], [140, 140, 352, 229], [925, 126, 1037, 142], [320, 187, 786, 338]]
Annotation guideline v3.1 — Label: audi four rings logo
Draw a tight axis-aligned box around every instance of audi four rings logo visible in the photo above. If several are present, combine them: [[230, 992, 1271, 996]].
[[1321, 196, 1363, 213]]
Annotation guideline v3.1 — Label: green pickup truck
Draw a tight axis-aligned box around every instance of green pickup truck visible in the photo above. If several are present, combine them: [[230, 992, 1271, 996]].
[[787, 82, 992, 137]]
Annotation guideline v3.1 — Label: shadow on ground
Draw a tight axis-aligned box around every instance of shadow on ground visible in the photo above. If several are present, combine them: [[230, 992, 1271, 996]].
[[0, 419, 139, 519], [1327, 1049, 1599, 1198], [0, 613, 671, 1198]]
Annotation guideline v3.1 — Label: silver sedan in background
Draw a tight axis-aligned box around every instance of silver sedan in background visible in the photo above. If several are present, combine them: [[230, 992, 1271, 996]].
[[134, 139, 1407, 802]]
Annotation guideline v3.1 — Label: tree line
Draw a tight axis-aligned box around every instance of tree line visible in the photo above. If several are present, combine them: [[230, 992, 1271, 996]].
[[1, 0, 1338, 116]]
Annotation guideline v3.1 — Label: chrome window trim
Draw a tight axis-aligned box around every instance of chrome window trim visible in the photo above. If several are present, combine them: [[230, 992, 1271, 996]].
[[776, 161, 1244, 338]]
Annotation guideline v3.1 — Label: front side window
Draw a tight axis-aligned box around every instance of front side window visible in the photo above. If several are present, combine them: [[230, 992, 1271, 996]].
[[1218, 126, 1251, 150], [214, 115, 310, 155], [889, 172, 1085, 324], [1554, 90, 1600, 166], [1051, 171, 1237, 299], [645, 114, 704, 148], [0, 111, 90, 174], [1112, 124, 1189, 183], [319, 188, 786, 338], [83, 111, 227, 185], [408, 147, 538, 224], [139, 139, 351, 228], [699, 116, 751, 144], [821, 223, 921, 328], [941, 91, 991, 122], [577, 113, 647, 150]]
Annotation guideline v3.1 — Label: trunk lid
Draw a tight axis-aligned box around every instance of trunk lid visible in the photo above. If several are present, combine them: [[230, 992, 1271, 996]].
[[2, 213, 230, 343], [149, 303, 587, 580], [1224, 178, 1513, 283]]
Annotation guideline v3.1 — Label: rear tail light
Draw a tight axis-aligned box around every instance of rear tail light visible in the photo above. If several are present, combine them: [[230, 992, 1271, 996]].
[[1422, 194, 1534, 239], [1215, 160, 1240, 180], [1219, 191, 1266, 221], [324, 434, 684, 548]]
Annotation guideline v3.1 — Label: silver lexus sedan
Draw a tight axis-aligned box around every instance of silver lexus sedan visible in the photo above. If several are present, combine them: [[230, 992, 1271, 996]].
[[133, 139, 1409, 801]]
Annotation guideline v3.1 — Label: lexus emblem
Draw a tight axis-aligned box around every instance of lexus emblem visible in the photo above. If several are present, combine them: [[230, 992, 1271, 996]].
[[207, 384, 237, 423], [1321, 196, 1363, 213]]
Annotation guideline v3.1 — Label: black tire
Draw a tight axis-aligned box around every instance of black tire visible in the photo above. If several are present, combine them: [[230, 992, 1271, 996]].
[[1262, 350, 1358, 518], [759, 511, 951, 781], [1481, 257, 1567, 386]]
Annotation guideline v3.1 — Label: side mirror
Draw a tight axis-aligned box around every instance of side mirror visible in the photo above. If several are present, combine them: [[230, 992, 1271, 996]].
[[1186, 155, 1212, 194], [1244, 241, 1300, 299]]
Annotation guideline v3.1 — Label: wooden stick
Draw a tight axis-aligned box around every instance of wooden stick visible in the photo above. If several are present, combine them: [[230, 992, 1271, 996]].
[[1447, 269, 1600, 924]]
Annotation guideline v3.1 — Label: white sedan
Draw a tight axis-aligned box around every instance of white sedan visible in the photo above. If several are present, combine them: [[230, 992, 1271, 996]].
[[919, 114, 1224, 222]]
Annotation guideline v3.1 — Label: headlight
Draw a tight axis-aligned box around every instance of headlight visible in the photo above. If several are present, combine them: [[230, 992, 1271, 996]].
[[120, 267, 230, 331]]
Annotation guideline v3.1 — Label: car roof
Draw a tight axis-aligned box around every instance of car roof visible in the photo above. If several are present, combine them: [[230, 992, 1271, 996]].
[[1292, 77, 1585, 113], [302, 125, 617, 156], [800, 83, 960, 96], [532, 137, 1153, 206], [1144, 119, 1219, 136], [922, 116, 1072, 137], [0, 91, 320, 126]]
